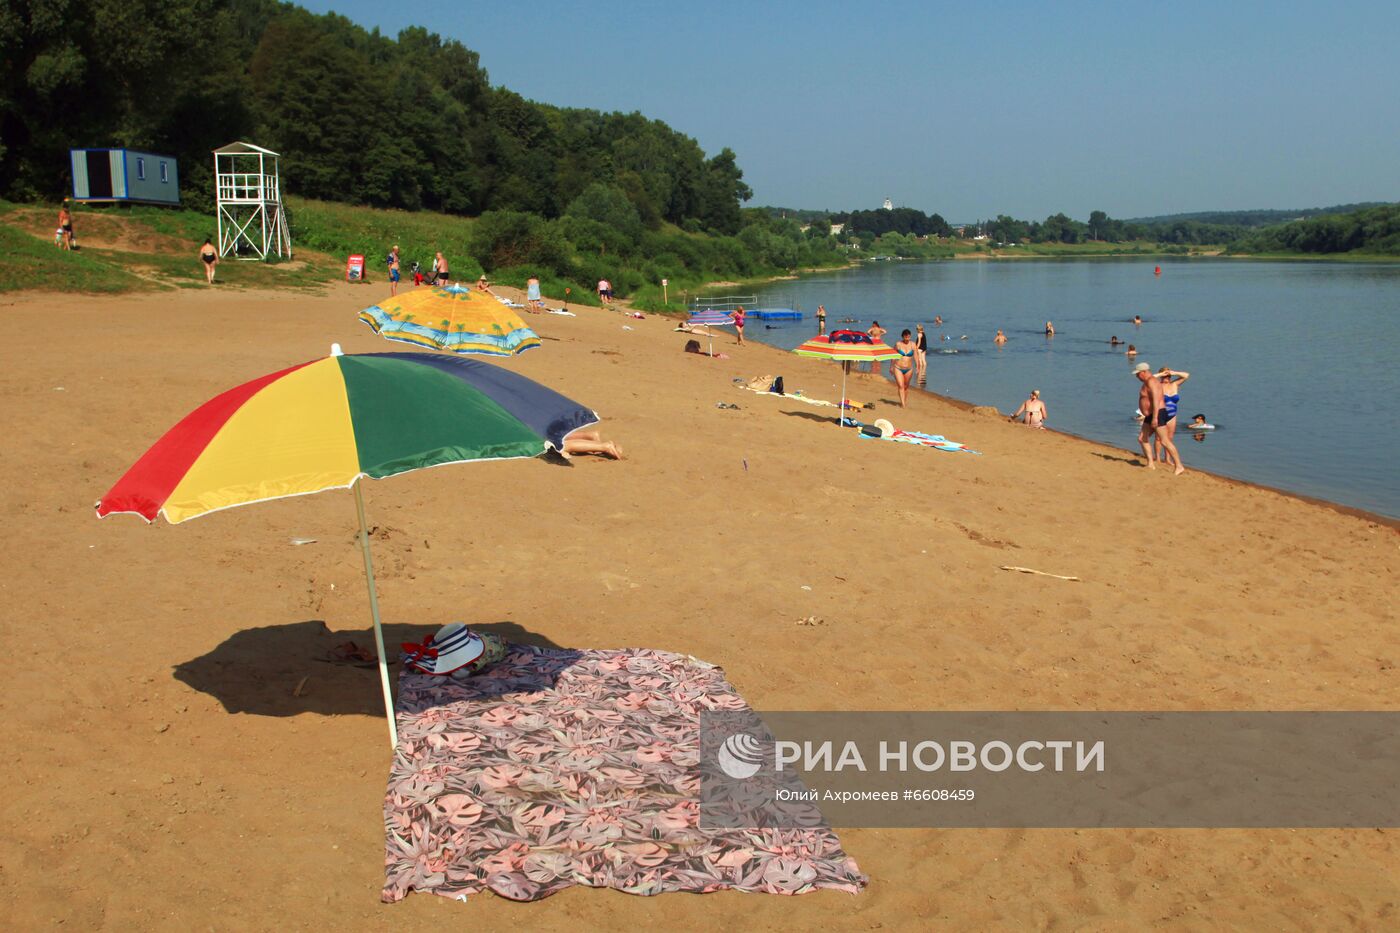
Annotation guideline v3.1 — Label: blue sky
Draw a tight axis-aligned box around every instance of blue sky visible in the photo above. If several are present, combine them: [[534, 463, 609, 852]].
[[300, 0, 1399, 221]]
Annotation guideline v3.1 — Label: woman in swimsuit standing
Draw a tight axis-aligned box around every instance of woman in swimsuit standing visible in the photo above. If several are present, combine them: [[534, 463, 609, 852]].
[[1154, 367, 1190, 467], [914, 324, 928, 384], [199, 237, 218, 284], [892, 329, 916, 407]]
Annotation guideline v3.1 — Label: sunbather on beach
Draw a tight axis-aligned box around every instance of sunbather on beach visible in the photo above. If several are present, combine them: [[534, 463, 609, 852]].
[[1010, 389, 1047, 428], [561, 430, 623, 460]]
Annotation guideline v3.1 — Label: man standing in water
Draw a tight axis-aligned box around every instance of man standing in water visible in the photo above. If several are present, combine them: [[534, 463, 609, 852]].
[[1134, 362, 1184, 474]]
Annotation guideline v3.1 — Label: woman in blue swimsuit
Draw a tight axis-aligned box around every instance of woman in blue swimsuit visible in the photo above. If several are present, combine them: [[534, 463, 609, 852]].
[[1154, 366, 1191, 467], [892, 329, 917, 407]]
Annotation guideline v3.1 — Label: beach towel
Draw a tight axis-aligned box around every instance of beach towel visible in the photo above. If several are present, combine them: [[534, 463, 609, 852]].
[[849, 421, 980, 453], [383, 644, 866, 903]]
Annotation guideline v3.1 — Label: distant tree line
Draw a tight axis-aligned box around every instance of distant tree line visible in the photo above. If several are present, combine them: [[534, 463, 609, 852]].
[[1226, 203, 1400, 254]]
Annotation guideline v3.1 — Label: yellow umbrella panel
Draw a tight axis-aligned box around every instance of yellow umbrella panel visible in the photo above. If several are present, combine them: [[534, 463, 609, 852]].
[[359, 284, 541, 356]]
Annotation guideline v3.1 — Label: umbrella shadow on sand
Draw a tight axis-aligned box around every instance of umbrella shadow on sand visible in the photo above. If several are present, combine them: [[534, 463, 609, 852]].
[[173, 619, 574, 718]]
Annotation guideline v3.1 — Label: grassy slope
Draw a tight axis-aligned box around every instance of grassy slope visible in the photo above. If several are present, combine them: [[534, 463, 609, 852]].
[[5, 199, 1391, 297]]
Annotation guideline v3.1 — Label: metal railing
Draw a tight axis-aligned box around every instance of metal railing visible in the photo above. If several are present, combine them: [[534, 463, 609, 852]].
[[689, 294, 757, 313], [215, 173, 281, 203]]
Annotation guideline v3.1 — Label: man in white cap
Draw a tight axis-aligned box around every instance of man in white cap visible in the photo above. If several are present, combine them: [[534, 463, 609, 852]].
[[1134, 362, 1184, 475]]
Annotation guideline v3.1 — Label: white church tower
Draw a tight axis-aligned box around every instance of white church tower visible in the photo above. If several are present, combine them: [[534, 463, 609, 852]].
[[882, 197, 894, 211]]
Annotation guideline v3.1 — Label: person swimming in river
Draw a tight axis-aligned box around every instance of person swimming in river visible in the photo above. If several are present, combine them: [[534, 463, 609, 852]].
[[1110, 336, 1123, 345], [1126, 344, 1137, 358], [1133, 315, 1143, 325], [1044, 321, 1055, 336], [994, 330, 1007, 345], [933, 315, 944, 326]]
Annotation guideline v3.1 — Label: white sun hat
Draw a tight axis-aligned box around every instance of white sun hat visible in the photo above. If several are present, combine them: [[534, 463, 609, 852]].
[[404, 622, 485, 675]]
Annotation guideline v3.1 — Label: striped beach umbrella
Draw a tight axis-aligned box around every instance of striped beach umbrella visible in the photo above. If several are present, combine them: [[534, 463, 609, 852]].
[[359, 284, 541, 356], [686, 309, 734, 356], [793, 334, 900, 426], [97, 346, 597, 746]]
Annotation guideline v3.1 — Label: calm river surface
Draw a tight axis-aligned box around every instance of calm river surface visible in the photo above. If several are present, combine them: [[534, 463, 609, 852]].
[[744, 259, 1399, 518]]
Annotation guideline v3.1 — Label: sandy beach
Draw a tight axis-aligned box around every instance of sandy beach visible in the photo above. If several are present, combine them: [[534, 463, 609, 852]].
[[1, 281, 1396, 928]]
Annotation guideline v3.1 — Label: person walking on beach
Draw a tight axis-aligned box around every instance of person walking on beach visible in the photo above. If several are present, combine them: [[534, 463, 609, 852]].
[[1153, 366, 1190, 468], [597, 278, 612, 305], [1010, 389, 1047, 428], [816, 304, 827, 335], [58, 200, 74, 250], [994, 329, 1007, 345], [433, 252, 449, 285], [915, 324, 928, 383], [1135, 362, 1184, 474], [199, 237, 218, 284], [892, 329, 916, 407], [387, 245, 400, 296], [732, 305, 746, 345], [526, 275, 542, 313]]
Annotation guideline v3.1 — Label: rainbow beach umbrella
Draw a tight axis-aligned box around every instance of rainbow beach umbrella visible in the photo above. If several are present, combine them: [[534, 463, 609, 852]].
[[793, 333, 900, 426], [359, 284, 541, 356], [96, 346, 597, 746]]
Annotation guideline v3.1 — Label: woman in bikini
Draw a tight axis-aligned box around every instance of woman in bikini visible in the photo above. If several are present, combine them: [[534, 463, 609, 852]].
[[914, 324, 928, 384], [892, 329, 916, 407], [867, 320, 888, 376], [199, 237, 218, 284], [1154, 367, 1190, 468]]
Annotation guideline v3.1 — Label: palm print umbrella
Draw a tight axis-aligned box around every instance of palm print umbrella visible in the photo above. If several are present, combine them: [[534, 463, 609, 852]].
[[96, 346, 596, 746], [359, 284, 541, 356], [793, 331, 900, 426]]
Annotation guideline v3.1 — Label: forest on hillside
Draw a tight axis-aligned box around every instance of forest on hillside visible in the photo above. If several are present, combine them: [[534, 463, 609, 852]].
[[0, 0, 856, 301], [0, 0, 751, 229]]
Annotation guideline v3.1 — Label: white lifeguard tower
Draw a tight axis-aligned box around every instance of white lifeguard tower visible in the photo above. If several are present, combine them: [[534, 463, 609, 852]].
[[214, 141, 292, 260]]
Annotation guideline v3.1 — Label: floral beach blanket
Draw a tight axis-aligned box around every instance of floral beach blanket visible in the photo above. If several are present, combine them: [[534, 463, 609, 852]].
[[383, 645, 866, 903]]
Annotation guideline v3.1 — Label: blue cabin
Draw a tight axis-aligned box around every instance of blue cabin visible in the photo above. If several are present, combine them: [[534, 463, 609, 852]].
[[70, 148, 180, 205]]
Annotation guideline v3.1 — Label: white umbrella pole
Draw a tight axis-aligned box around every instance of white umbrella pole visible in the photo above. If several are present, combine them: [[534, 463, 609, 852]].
[[840, 361, 850, 427], [354, 479, 399, 749]]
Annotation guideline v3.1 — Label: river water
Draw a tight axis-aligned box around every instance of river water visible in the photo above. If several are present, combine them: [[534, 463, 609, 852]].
[[744, 259, 1400, 518]]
